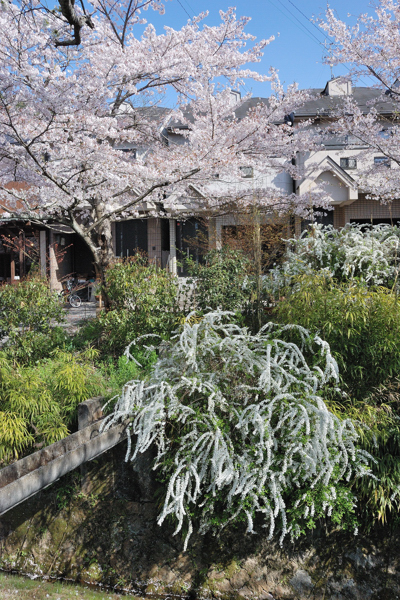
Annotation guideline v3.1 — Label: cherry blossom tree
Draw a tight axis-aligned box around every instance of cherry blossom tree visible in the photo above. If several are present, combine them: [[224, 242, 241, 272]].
[[319, 0, 400, 203], [0, 0, 317, 280]]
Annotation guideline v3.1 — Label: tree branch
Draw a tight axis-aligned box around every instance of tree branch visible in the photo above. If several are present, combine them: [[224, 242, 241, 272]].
[[85, 167, 201, 233], [55, 0, 94, 47]]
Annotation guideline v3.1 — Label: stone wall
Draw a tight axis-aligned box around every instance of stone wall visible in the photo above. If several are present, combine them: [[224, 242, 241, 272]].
[[0, 444, 399, 600]]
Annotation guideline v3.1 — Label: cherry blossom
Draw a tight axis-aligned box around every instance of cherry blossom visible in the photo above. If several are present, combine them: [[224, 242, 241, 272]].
[[319, 1, 400, 203], [0, 0, 316, 278]]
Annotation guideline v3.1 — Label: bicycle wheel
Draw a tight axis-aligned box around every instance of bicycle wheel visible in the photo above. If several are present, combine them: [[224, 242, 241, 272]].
[[69, 294, 82, 308]]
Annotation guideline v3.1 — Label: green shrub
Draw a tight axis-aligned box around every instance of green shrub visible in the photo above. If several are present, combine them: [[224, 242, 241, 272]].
[[276, 272, 400, 397], [48, 348, 104, 415], [272, 269, 400, 528], [100, 352, 156, 408], [338, 380, 400, 527], [0, 349, 104, 463], [70, 318, 103, 352], [186, 247, 253, 320], [0, 274, 65, 362], [3, 326, 69, 364], [98, 256, 180, 356]]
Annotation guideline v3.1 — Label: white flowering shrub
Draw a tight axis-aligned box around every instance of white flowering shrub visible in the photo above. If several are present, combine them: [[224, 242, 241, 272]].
[[102, 311, 371, 548], [265, 223, 400, 295]]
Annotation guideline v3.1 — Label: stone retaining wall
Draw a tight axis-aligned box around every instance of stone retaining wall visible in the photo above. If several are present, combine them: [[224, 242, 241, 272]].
[[0, 443, 399, 600]]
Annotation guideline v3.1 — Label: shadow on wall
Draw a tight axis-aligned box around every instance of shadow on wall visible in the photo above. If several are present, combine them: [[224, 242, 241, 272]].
[[1, 442, 400, 600]]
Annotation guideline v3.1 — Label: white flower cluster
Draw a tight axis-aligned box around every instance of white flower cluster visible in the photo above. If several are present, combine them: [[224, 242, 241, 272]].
[[102, 311, 370, 548], [265, 223, 400, 295]]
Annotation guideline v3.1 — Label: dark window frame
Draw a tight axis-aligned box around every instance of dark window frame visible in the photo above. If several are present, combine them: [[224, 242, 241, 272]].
[[374, 156, 391, 167], [340, 157, 357, 170]]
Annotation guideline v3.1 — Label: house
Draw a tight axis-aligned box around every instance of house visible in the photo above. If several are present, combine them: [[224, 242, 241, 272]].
[[113, 79, 400, 277], [108, 92, 291, 277], [2, 78, 398, 288], [0, 180, 95, 287], [293, 77, 400, 233], [188, 78, 400, 240]]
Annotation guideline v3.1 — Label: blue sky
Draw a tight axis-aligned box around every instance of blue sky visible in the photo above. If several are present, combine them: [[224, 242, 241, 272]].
[[139, 0, 377, 102]]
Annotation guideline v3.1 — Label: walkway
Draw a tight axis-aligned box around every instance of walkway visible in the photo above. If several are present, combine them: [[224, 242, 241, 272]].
[[62, 301, 98, 334]]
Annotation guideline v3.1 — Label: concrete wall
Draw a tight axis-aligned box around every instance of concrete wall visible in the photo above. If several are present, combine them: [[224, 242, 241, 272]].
[[315, 171, 349, 203], [0, 398, 126, 517]]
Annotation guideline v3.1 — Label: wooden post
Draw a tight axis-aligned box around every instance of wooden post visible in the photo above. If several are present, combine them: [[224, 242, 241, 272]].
[[10, 257, 15, 283], [19, 231, 24, 278], [39, 230, 47, 277]]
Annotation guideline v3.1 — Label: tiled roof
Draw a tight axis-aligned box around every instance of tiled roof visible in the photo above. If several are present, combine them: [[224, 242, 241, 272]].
[[0, 182, 30, 214], [236, 87, 396, 120], [294, 87, 396, 118], [167, 86, 397, 128]]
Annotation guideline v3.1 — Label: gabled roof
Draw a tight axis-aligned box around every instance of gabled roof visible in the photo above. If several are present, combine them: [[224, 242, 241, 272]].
[[236, 87, 396, 121], [117, 105, 173, 136], [297, 155, 358, 205], [118, 105, 172, 124], [166, 98, 270, 129]]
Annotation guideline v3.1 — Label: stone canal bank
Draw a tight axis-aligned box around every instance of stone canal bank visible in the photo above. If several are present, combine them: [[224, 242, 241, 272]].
[[0, 444, 399, 600]]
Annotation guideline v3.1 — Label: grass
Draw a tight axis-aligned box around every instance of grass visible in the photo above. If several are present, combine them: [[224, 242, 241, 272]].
[[0, 573, 143, 600]]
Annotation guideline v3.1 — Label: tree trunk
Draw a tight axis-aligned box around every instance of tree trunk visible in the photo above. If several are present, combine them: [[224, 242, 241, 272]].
[[92, 219, 115, 282], [91, 219, 115, 306], [68, 214, 115, 307]]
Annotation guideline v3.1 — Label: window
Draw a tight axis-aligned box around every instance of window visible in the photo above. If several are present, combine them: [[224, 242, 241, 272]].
[[379, 128, 392, 139], [240, 166, 253, 178], [120, 148, 137, 159], [340, 157, 357, 170], [374, 156, 390, 167]]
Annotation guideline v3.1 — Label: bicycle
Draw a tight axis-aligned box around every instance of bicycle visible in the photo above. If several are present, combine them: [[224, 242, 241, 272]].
[[60, 279, 82, 308], [67, 292, 82, 308]]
